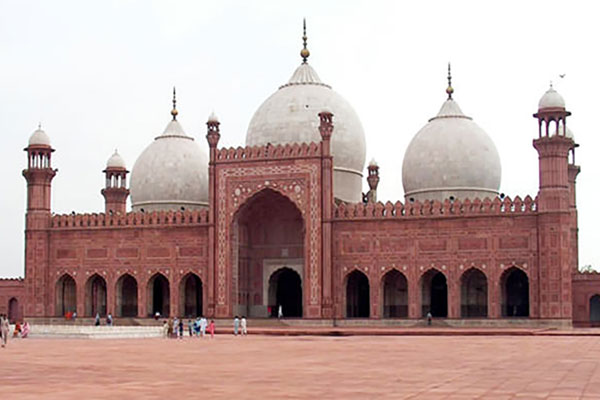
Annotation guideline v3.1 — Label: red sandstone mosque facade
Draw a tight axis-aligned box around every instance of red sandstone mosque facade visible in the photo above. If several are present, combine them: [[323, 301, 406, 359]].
[[1, 28, 599, 327]]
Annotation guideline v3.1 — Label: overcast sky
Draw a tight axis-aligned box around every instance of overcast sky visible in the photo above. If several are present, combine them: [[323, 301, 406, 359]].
[[0, 0, 598, 278]]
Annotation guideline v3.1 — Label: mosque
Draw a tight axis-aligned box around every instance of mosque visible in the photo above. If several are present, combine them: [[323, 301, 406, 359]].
[[1, 24, 599, 327]]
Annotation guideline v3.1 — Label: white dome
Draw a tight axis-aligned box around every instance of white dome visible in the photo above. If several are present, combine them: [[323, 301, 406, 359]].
[[538, 86, 565, 110], [246, 62, 366, 203], [28, 127, 51, 146], [106, 150, 126, 169], [402, 99, 501, 202], [553, 125, 574, 140], [129, 119, 208, 212]]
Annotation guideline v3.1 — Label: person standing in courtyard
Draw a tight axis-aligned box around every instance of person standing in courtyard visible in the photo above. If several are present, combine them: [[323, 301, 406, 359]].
[[233, 315, 239, 336], [95, 313, 100, 326], [278, 304, 283, 319], [106, 313, 113, 326], [426, 311, 432, 326], [241, 316, 247, 336], [21, 321, 30, 338], [0, 314, 9, 348], [200, 316, 207, 337], [208, 319, 215, 339], [178, 318, 184, 339]]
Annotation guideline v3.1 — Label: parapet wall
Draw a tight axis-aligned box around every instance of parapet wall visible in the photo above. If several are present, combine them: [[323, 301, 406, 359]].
[[50, 209, 209, 229], [334, 195, 537, 220], [216, 142, 321, 162]]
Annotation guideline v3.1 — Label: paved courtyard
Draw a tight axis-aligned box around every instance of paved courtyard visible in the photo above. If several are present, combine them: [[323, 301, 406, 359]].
[[1, 334, 600, 399]]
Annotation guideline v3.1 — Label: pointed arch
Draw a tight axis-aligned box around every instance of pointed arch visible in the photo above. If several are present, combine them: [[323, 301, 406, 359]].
[[179, 273, 203, 318], [85, 274, 107, 317], [345, 269, 370, 318], [147, 273, 170, 317], [420, 268, 447, 317], [232, 188, 305, 318], [116, 273, 138, 317], [55, 273, 77, 317], [460, 268, 488, 317], [500, 267, 529, 317], [381, 269, 408, 318], [8, 297, 19, 323]]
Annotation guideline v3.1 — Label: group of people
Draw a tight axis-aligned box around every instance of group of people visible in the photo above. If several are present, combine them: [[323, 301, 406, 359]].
[[164, 316, 215, 339], [94, 313, 113, 326], [0, 314, 30, 348], [161, 315, 249, 339]]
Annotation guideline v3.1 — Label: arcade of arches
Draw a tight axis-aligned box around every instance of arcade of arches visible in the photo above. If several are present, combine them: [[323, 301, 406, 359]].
[[232, 189, 305, 318], [51, 266, 531, 319], [52, 272, 205, 318]]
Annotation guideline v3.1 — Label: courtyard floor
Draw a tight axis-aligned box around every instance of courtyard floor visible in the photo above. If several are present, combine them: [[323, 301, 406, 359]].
[[1, 334, 600, 399]]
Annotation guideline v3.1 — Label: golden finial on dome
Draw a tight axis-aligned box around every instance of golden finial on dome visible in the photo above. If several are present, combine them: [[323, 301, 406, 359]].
[[300, 18, 310, 63], [446, 62, 454, 100], [171, 86, 178, 121]]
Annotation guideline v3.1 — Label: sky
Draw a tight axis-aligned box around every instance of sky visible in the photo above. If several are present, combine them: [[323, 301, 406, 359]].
[[0, 0, 598, 278]]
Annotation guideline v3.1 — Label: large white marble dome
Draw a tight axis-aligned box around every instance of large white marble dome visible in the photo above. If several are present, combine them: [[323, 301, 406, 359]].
[[129, 111, 208, 212], [246, 59, 366, 203], [402, 91, 502, 202]]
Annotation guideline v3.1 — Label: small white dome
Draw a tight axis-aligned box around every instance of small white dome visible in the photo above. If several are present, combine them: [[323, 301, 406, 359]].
[[538, 86, 565, 110], [246, 62, 366, 203], [129, 118, 208, 212], [553, 125, 574, 140], [28, 126, 51, 146], [208, 112, 219, 123], [402, 98, 501, 202], [106, 150, 126, 169]]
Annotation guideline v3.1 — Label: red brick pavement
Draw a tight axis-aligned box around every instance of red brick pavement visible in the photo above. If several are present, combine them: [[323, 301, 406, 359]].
[[1, 335, 600, 399]]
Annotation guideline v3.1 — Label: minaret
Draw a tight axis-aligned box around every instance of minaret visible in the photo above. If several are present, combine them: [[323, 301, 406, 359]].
[[22, 124, 57, 316], [532, 84, 575, 321], [101, 150, 129, 214], [366, 159, 380, 203], [23, 124, 56, 214], [206, 111, 221, 318]]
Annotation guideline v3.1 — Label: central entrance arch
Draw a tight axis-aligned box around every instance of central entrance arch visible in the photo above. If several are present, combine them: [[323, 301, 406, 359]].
[[421, 269, 447, 317], [232, 189, 304, 318], [268, 268, 302, 317], [148, 273, 170, 317]]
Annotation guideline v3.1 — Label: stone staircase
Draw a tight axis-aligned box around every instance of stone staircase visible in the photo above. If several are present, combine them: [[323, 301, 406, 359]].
[[30, 324, 163, 339]]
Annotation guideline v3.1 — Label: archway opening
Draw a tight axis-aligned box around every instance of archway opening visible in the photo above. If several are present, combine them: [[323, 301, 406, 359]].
[[232, 188, 304, 318], [460, 269, 488, 318], [382, 270, 408, 318], [148, 273, 170, 317], [180, 273, 203, 318], [421, 270, 447, 317], [85, 274, 107, 317], [116, 274, 137, 317], [501, 267, 529, 317], [55, 274, 77, 317], [8, 298, 19, 323], [346, 270, 370, 318], [590, 295, 600, 324], [268, 267, 302, 318]]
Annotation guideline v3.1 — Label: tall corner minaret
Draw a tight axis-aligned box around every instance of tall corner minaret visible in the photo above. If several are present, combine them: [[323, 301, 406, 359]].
[[22, 124, 56, 216], [22, 124, 56, 317], [101, 150, 129, 214], [532, 84, 576, 321]]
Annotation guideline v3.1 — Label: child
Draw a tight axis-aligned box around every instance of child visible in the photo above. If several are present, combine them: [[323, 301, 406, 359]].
[[208, 319, 215, 339]]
